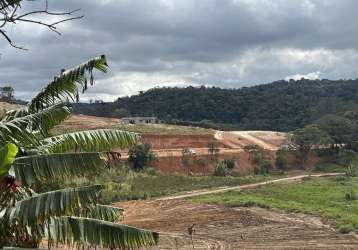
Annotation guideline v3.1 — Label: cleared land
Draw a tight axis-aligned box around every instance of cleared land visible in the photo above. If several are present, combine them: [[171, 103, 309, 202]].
[[0, 101, 24, 111], [52, 114, 214, 135], [118, 186, 358, 249]]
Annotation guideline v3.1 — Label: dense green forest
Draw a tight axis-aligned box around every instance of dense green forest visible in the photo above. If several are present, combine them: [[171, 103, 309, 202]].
[[73, 79, 358, 131]]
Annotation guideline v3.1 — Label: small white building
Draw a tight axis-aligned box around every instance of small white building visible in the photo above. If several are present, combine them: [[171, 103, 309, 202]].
[[121, 116, 158, 124]]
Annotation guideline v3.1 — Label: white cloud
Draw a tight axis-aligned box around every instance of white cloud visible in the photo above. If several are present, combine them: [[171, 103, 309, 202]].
[[285, 71, 321, 81], [1, 0, 358, 101], [80, 72, 201, 102]]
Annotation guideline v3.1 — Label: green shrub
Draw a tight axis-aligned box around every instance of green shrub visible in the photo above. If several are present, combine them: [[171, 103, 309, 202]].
[[213, 162, 227, 177], [224, 158, 236, 170], [128, 143, 157, 171], [275, 153, 288, 170], [143, 167, 158, 176], [335, 175, 348, 183], [259, 160, 272, 174], [238, 201, 270, 209], [338, 224, 354, 234], [345, 163, 358, 177], [253, 166, 261, 175], [345, 190, 357, 201]]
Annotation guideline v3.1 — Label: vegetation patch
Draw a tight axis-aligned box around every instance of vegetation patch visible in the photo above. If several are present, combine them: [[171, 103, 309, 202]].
[[65, 167, 273, 202], [190, 176, 358, 233]]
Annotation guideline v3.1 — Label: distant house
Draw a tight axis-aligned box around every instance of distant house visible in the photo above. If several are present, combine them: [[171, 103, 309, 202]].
[[121, 116, 158, 124], [0, 86, 14, 100]]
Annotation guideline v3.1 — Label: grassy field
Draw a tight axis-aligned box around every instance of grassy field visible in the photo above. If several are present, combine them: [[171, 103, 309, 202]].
[[102, 168, 274, 202], [191, 176, 358, 233], [63, 167, 273, 203]]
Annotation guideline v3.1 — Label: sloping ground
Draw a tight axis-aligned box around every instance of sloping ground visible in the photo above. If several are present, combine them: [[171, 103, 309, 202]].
[[117, 199, 358, 249], [247, 131, 288, 147], [52, 114, 121, 134], [215, 131, 287, 150], [54, 115, 290, 174], [0, 101, 25, 111]]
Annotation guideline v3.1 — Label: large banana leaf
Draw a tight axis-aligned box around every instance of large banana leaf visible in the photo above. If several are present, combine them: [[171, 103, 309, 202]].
[[40, 129, 138, 153], [46, 216, 159, 249], [10, 185, 102, 225], [13, 152, 110, 186], [0, 103, 71, 146], [29, 55, 108, 112], [0, 143, 18, 177], [82, 204, 124, 222]]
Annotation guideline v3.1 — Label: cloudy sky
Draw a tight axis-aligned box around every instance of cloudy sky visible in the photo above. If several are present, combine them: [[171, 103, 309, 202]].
[[0, 0, 357, 101]]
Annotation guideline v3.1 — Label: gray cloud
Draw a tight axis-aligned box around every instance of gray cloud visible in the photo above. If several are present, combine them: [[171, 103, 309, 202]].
[[0, 0, 357, 101]]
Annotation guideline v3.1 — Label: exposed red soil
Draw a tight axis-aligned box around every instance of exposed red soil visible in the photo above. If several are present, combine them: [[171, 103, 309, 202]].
[[150, 151, 253, 175], [57, 115, 321, 175]]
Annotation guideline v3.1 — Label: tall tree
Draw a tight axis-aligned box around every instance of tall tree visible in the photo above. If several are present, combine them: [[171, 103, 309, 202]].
[[0, 55, 158, 249], [292, 124, 332, 168], [316, 114, 355, 146]]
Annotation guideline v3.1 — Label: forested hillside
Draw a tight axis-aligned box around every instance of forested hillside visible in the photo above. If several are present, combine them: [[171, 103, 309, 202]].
[[73, 79, 358, 131]]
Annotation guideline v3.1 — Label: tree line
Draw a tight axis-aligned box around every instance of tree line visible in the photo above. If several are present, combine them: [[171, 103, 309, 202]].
[[73, 78, 358, 131]]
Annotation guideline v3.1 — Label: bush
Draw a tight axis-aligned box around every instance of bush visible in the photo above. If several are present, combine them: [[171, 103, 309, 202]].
[[345, 163, 358, 177], [213, 162, 227, 177], [224, 158, 236, 170], [143, 167, 158, 176], [260, 160, 272, 174], [253, 160, 272, 175], [345, 190, 357, 201], [335, 175, 349, 183], [275, 152, 288, 170], [338, 224, 354, 234], [128, 143, 157, 171], [253, 166, 261, 175]]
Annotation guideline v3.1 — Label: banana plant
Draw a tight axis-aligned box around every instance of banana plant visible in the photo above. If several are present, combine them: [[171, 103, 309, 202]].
[[0, 55, 159, 249]]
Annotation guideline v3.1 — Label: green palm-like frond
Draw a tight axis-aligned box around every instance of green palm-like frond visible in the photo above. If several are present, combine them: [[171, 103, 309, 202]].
[[82, 204, 123, 222], [0, 103, 71, 146], [46, 216, 159, 249], [40, 129, 138, 153], [10, 185, 102, 225], [29, 55, 108, 112], [13, 152, 111, 186], [1, 109, 29, 122]]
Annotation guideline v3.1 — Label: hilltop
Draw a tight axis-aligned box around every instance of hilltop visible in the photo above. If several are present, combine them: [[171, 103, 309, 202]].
[[73, 78, 358, 131]]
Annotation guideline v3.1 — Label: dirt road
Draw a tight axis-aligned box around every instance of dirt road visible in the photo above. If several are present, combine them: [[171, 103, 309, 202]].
[[158, 172, 343, 200], [215, 131, 284, 150], [116, 173, 358, 249]]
